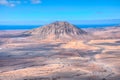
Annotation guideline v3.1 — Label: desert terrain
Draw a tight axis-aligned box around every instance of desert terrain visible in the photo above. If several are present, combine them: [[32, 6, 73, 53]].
[[0, 22, 120, 80]]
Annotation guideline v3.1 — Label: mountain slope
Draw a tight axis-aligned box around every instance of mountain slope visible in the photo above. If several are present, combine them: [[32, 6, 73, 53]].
[[24, 21, 88, 40]]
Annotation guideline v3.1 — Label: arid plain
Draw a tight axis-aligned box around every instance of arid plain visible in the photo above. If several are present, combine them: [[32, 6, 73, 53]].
[[0, 22, 120, 80]]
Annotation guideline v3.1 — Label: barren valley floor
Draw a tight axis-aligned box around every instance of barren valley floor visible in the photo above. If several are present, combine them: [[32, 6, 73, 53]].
[[0, 31, 120, 80]]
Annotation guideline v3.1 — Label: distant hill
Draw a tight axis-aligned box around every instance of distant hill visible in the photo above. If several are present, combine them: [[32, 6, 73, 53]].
[[84, 26, 120, 39], [24, 21, 88, 41]]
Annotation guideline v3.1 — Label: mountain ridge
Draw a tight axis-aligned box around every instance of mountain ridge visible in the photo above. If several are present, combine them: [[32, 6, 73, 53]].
[[24, 21, 89, 41]]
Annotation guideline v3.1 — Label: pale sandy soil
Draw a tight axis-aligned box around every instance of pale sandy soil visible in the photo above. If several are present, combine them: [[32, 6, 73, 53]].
[[0, 30, 120, 80], [61, 40, 99, 50]]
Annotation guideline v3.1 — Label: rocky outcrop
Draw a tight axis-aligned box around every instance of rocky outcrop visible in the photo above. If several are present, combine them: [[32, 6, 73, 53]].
[[24, 21, 88, 40]]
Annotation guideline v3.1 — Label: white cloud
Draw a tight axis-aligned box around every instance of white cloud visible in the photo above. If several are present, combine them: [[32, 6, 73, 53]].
[[0, 0, 9, 5], [0, 0, 42, 7], [31, 0, 41, 4], [10, 3, 15, 7], [0, 0, 15, 7], [9, 1, 21, 4]]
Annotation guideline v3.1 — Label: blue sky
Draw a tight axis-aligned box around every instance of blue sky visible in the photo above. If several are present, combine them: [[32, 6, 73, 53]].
[[0, 0, 120, 25]]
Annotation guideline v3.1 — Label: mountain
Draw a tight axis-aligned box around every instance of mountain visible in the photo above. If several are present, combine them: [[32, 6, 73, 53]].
[[24, 21, 88, 41]]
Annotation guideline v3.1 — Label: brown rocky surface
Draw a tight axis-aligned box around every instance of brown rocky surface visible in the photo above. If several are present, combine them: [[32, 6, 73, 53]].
[[24, 21, 88, 41], [0, 22, 120, 80]]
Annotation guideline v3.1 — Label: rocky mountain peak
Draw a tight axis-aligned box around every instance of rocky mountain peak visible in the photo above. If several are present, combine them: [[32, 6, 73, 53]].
[[24, 21, 88, 40]]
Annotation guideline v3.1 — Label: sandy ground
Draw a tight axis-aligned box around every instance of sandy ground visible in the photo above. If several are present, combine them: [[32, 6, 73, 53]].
[[0, 30, 120, 80]]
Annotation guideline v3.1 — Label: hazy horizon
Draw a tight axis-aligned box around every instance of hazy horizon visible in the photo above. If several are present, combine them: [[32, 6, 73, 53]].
[[0, 23, 119, 30]]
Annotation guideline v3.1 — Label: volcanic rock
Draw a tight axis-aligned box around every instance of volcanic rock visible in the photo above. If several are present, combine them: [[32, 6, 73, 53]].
[[24, 21, 88, 40]]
